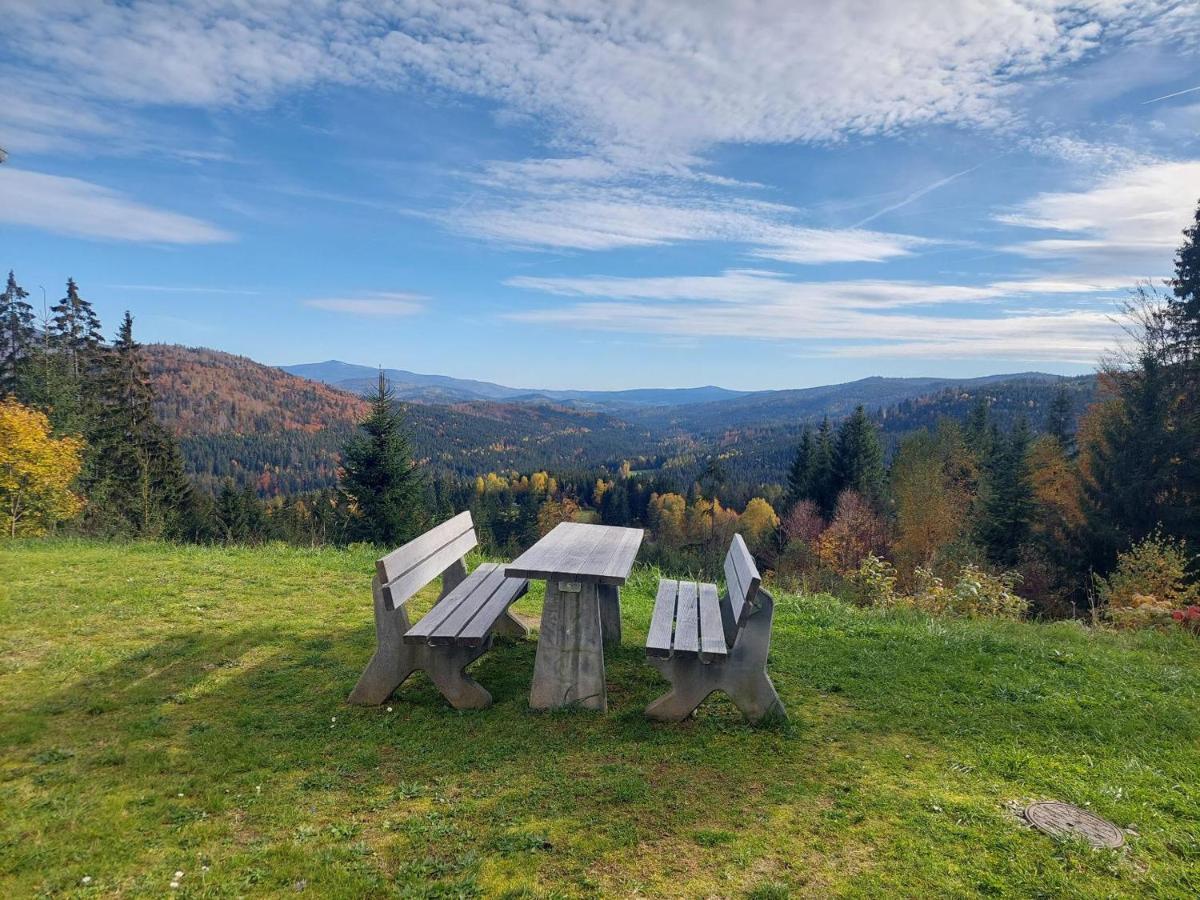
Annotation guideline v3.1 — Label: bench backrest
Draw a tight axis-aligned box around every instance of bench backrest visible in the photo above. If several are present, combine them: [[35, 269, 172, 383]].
[[376, 511, 477, 610], [722, 533, 762, 631]]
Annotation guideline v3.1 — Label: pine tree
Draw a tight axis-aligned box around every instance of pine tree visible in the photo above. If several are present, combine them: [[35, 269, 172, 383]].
[[832, 405, 884, 504], [1168, 198, 1200, 360], [0, 271, 36, 397], [786, 426, 814, 508], [87, 312, 193, 536], [978, 418, 1034, 566], [49, 278, 103, 377], [964, 396, 991, 459], [340, 371, 424, 546], [811, 417, 837, 515], [1044, 384, 1075, 454]]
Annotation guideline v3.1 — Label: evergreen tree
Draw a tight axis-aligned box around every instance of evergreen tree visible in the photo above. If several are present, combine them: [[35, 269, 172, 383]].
[[1168, 198, 1200, 360], [832, 405, 884, 504], [87, 312, 194, 536], [786, 426, 814, 508], [1044, 384, 1075, 454], [811, 417, 837, 515], [340, 371, 424, 546], [49, 278, 103, 377], [0, 271, 36, 397], [978, 418, 1034, 566], [964, 396, 991, 459]]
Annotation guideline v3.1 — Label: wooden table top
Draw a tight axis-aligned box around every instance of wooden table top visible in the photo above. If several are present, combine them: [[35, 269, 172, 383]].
[[505, 522, 644, 585]]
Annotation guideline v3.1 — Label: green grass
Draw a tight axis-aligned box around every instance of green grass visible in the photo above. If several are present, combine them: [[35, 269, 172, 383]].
[[1, 540, 1198, 898]]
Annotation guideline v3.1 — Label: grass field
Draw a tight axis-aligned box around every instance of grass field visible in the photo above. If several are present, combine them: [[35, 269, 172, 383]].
[[2, 541, 1199, 898]]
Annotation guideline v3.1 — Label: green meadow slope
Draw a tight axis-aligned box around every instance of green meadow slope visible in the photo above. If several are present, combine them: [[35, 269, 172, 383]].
[[1, 542, 1197, 898]]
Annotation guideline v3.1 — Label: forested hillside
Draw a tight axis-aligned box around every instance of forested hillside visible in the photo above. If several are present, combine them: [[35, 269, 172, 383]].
[[144, 345, 1093, 496]]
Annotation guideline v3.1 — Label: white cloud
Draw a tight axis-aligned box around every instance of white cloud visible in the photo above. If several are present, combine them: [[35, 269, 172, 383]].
[[506, 268, 1133, 361], [305, 293, 425, 316], [5, 1, 1195, 163], [1000, 159, 1200, 258], [0, 167, 233, 243]]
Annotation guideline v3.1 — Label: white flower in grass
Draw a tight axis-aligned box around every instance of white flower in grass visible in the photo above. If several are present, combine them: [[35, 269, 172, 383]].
[[170, 882, 180, 890], [386, 707, 393, 713], [81, 876, 92, 885], [175, 871, 184, 879]]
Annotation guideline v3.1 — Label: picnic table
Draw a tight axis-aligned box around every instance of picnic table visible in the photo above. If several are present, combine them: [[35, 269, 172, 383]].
[[506, 521, 643, 711]]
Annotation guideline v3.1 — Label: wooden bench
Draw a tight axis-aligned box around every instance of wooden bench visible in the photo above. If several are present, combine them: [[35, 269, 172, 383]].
[[348, 511, 529, 710], [644, 534, 787, 724]]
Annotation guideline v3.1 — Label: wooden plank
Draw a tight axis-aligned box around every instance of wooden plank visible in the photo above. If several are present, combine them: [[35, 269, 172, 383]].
[[453, 576, 529, 646], [673, 581, 700, 657], [697, 582, 727, 660], [724, 549, 748, 626], [376, 510, 474, 584], [403, 563, 498, 643], [422, 566, 511, 645], [646, 578, 678, 658], [506, 522, 643, 583], [728, 533, 761, 609], [588, 526, 644, 582], [383, 527, 478, 610]]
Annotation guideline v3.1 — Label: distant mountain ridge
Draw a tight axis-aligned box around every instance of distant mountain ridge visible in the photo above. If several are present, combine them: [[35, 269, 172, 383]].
[[282, 359, 747, 407]]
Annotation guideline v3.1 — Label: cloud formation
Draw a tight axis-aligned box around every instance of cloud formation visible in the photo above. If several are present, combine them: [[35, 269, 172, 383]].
[[305, 293, 425, 316], [1001, 160, 1200, 258], [507, 268, 1132, 361], [0, 167, 233, 244]]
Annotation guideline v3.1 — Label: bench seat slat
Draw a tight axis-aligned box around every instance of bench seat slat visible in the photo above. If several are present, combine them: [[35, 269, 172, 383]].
[[403, 563, 499, 643], [647, 578, 678, 658], [697, 582, 727, 660], [673, 581, 700, 657], [453, 574, 529, 646]]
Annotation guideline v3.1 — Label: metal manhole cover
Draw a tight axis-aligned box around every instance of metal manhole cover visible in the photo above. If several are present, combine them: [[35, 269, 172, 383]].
[[1024, 801, 1125, 849]]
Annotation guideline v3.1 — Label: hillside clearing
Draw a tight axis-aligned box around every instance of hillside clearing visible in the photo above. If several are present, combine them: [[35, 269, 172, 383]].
[[1, 542, 1198, 898]]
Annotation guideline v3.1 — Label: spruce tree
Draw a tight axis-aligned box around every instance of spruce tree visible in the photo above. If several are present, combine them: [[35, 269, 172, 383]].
[[0, 270, 35, 397], [1044, 384, 1075, 454], [88, 312, 193, 536], [978, 418, 1034, 566], [49, 278, 103, 377], [1168, 198, 1200, 360], [340, 371, 424, 546], [811, 417, 837, 515], [832, 405, 885, 504], [786, 426, 814, 508]]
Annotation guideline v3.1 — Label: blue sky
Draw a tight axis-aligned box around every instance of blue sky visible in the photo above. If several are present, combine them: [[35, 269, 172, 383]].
[[1, 1, 1199, 390]]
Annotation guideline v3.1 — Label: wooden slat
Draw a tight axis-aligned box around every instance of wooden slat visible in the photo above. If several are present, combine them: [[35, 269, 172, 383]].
[[646, 578, 678, 658], [376, 510, 473, 584], [505, 522, 643, 584], [382, 528, 478, 610], [673, 581, 700, 657], [453, 576, 529, 646], [402, 563, 498, 642], [724, 549, 747, 627], [422, 565, 510, 645], [697, 582, 727, 660], [729, 533, 761, 608]]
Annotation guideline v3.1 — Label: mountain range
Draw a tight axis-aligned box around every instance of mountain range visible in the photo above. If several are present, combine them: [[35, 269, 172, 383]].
[[143, 345, 1097, 496]]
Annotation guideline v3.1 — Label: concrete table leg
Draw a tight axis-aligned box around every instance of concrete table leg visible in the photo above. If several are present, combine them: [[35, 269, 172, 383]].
[[529, 580, 607, 711], [598, 583, 622, 646]]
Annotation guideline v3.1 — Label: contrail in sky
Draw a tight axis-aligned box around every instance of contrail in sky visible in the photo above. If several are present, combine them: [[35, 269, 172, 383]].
[[1143, 84, 1200, 104], [852, 165, 980, 228]]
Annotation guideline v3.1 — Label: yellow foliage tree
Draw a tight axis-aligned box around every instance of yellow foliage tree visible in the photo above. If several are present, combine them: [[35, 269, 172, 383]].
[[648, 491, 687, 551], [0, 398, 85, 537], [737, 497, 779, 552]]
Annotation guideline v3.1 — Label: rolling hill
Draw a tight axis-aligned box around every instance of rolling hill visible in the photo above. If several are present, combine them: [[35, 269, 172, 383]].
[[149, 344, 1097, 497]]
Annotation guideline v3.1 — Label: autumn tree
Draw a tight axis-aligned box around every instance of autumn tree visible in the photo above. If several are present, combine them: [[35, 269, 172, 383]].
[[738, 497, 780, 554], [816, 490, 887, 575], [889, 425, 971, 578], [340, 371, 424, 546], [0, 397, 84, 537], [648, 491, 687, 552]]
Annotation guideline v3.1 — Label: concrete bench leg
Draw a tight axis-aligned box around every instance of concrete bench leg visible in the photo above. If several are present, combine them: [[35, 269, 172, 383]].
[[530, 580, 607, 711], [598, 583, 622, 646], [349, 575, 494, 710], [644, 591, 787, 725]]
